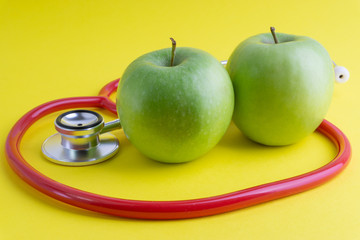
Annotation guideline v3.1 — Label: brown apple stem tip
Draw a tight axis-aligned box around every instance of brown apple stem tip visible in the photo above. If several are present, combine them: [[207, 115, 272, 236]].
[[270, 27, 279, 44], [170, 37, 176, 66]]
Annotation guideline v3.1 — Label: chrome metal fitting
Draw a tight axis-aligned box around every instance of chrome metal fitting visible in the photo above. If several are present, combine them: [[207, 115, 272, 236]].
[[42, 110, 121, 166]]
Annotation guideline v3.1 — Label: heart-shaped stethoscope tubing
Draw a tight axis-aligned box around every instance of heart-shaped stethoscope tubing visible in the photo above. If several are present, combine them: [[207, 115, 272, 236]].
[[5, 62, 351, 220]]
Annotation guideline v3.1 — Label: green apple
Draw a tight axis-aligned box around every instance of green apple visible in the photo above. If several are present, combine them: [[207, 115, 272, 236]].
[[117, 45, 234, 163], [226, 28, 334, 146]]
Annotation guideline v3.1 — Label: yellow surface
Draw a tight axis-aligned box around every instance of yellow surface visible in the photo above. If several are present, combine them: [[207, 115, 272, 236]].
[[1, 0, 359, 239]]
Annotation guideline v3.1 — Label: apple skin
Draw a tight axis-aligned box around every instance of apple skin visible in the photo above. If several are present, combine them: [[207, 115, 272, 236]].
[[226, 33, 334, 146], [117, 47, 234, 163]]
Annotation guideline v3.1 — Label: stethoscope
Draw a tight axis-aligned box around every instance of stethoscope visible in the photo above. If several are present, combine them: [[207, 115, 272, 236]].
[[5, 60, 351, 219]]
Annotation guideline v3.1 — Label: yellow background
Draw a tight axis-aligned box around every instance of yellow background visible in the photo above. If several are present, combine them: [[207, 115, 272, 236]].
[[1, 0, 359, 239]]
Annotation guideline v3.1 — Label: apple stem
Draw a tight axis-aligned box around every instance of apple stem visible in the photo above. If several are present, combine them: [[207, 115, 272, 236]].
[[270, 27, 279, 44], [170, 37, 176, 66]]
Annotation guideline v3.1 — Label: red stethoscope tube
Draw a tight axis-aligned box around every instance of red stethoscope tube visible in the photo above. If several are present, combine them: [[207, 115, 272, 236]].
[[5, 79, 351, 220]]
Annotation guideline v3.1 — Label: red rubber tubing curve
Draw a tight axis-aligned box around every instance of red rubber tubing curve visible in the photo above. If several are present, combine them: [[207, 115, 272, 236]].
[[5, 79, 352, 220]]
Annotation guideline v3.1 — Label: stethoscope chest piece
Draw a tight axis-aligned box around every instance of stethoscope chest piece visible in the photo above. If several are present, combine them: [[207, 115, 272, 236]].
[[42, 110, 119, 166]]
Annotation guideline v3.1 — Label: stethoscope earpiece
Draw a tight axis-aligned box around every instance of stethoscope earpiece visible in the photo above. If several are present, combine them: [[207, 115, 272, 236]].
[[334, 65, 350, 84]]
